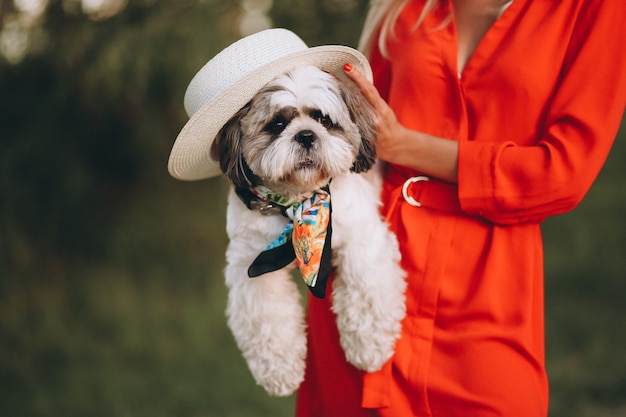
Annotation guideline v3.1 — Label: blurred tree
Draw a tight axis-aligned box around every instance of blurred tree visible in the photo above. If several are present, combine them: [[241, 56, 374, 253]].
[[0, 0, 241, 277], [271, 0, 368, 46]]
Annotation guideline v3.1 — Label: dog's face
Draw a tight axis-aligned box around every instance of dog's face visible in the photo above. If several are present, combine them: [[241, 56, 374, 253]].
[[211, 65, 377, 197]]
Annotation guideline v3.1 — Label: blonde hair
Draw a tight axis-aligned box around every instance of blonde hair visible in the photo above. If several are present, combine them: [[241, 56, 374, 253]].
[[358, 0, 440, 57]]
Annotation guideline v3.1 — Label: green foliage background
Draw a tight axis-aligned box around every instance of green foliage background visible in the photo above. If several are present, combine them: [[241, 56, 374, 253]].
[[0, 1, 624, 416]]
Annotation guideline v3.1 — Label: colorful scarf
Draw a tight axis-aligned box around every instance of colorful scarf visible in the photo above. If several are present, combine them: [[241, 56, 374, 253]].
[[247, 184, 332, 298]]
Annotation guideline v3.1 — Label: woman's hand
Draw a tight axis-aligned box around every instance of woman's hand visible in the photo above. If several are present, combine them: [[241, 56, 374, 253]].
[[343, 63, 459, 184], [342, 63, 408, 164]]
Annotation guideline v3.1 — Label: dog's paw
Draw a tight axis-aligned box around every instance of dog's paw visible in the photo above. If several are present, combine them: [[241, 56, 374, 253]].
[[233, 315, 308, 396], [336, 309, 404, 372], [329, 209, 407, 372], [331, 266, 407, 372], [225, 270, 308, 396], [339, 328, 399, 372], [247, 349, 307, 396]]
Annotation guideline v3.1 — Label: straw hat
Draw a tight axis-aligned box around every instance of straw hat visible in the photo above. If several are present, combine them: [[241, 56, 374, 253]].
[[168, 28, 373, 181]]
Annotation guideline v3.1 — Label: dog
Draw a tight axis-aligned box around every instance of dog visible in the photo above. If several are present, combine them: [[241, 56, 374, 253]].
[[210, 65, 406, 396]]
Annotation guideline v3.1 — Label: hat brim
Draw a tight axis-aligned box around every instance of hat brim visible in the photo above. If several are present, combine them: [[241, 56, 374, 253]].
[[168, 45, 373, 181]]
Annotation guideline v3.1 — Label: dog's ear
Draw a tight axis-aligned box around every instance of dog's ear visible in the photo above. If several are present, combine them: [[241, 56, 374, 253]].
[[340, 80, 378, 173], [211, 103, 259, 188]]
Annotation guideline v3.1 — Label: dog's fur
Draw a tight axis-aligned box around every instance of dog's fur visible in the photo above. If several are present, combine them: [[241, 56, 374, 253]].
[[211, 65, 406, 396]]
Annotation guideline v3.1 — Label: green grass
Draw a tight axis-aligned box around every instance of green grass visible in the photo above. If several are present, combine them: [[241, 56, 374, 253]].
[[0, 177, 296, 417], [0, 267, 296, 417]]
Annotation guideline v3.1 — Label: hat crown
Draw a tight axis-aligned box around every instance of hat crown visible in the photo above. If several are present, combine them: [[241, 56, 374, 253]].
[[184, 29, 309, 117]]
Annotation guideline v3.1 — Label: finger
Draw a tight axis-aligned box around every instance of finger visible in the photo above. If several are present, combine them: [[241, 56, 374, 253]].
[[343, 63, 385, 110]]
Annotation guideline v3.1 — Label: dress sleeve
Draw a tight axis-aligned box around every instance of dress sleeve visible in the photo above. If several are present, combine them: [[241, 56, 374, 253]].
[[457, 0, 626, 225]]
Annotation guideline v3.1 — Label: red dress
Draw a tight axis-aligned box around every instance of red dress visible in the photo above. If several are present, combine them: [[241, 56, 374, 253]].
[[296, 0, 626, 416]]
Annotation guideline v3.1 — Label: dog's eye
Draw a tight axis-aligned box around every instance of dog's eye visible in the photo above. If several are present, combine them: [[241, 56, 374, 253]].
[[265, 117, 287, 135], [319, 115, 333, 129], [312, 111, 333, 129]]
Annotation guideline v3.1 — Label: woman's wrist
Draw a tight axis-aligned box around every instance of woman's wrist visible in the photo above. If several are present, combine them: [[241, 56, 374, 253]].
[[380, 128, 459, 184]]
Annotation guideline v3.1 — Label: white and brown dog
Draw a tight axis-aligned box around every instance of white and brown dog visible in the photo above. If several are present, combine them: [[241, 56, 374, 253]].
[[210, 65, 406, 396], [168, 29, 407, 397]]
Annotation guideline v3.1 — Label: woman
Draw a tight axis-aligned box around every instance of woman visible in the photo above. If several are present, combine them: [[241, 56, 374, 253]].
[[295, 0, 626, 416]]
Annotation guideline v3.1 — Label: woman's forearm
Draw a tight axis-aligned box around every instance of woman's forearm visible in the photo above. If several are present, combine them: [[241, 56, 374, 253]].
[[381, 125, 459, 183]]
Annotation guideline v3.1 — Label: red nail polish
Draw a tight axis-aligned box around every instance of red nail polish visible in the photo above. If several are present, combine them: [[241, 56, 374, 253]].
[[344, 63, 353, 72]]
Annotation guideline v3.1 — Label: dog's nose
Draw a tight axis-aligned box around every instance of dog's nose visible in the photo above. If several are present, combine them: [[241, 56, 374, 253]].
[[295, 130, 315, 149]]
